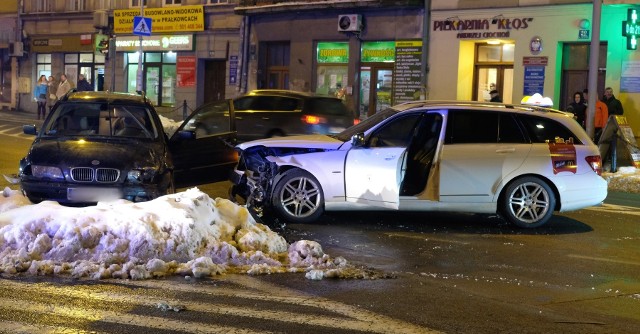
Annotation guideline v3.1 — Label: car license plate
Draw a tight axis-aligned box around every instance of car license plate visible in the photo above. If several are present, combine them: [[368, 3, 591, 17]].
[[67, 187, 123, 202]]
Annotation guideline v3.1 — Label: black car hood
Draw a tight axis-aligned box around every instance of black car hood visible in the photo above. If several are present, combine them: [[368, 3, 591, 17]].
[[27, 138, 166, 169]]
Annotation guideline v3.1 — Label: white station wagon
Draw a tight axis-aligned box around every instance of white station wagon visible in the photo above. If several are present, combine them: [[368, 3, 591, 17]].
[[230, 100, 607, 228]]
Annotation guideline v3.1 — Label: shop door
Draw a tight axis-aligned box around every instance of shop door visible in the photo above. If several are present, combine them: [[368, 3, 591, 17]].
[[204, 60, 226, 103], [474, 65, 513, 103], [361, 66, 393, 117], [145, 66, 161, 106], [79, 66, 95, 91]]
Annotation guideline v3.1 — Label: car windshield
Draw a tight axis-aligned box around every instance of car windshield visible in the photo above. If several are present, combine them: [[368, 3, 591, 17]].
[[43, 103, 158, 139], [334, 108, 399, 141]]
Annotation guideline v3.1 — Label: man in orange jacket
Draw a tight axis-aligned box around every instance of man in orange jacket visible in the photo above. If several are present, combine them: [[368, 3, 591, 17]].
[[583, 89, 609, 143]]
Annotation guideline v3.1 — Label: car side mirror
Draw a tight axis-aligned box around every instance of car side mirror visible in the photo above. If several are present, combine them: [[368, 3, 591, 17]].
[[23, 124, 37, 135], [176, 130, 196, 140], [351, 132, 365, 147]]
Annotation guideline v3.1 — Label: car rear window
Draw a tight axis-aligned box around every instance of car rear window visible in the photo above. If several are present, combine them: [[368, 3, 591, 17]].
[[517, 114, 581, 144], [303, 97, 350, 116]]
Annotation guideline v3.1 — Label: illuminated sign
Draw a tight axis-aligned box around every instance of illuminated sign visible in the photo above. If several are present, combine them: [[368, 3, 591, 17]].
[[114, 5, 204, 34], [317, 42, 349, 63], [623, 8, 640, 50], [361, 41, 395, 62], [115, 35, 194, 52]]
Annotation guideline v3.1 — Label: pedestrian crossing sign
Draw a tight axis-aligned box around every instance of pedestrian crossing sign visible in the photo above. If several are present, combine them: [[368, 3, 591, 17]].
[[133, 16, 152, 36]]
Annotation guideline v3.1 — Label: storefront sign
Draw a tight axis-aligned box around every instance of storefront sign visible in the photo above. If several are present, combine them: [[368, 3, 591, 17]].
[[115, 35, 194, 52], [317, 42, 349, 63], [114, 5, 204, 34], [392, 40, 423, 104], [176, 56, 196, 87], [523, 66, 545, 96], [523, 56, 548, 66], [432, 17, 533, 40], [361, 41, 395, 62], [229, 55, 238, 84], [31, 36, 93, 52]]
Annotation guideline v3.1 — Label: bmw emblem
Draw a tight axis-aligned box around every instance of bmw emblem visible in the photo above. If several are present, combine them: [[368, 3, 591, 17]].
[[91, 160, 100, 166]]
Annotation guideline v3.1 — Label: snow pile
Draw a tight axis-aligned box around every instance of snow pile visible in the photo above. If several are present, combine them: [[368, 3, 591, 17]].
[[0, 187, 366, 280], [602, 166, 640, 194]]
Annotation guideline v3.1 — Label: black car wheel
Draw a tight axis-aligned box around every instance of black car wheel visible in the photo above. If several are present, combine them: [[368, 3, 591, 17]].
[[272, 168, 324, 223], [500, 176, 555, 228]]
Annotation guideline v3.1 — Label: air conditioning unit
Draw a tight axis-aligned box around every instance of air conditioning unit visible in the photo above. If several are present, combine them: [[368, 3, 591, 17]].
[[338, 14, 363, 32], [9, 42, 23, 57]]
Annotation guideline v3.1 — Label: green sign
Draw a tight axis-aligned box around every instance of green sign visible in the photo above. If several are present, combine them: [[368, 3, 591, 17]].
[[317, 42, 349, 63], [361, 41, 395, 62], [623, 8, 640, 50]]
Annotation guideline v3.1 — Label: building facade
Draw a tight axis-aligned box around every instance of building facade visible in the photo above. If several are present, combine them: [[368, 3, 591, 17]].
[[11, 0, 640, 140]]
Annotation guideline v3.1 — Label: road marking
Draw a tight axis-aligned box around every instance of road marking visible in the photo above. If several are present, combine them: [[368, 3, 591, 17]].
[[0, 320, 107, 334], [568, 254, 640, 266], [0, 296, 266, 334], [584, 203, 640, 216], [0, 277, 441, 334]]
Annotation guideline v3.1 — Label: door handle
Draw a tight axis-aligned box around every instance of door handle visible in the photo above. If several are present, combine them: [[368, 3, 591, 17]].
[[495, 148, 516, 153], [384, 155, 396, 160]]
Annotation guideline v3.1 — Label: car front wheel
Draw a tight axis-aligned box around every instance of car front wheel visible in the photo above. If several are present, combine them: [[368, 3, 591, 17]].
[[272, 168, 324, 223], [500, 176, 555, 228]]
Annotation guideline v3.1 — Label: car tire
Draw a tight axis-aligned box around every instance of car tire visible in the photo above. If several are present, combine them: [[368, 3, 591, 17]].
[[271, 168, 324, 224], [500, 176, 556, 228]]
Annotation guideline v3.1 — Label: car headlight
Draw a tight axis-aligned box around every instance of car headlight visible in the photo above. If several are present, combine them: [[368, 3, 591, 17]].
[[31, 165, 65, 180], [127, 167, 159, 183]]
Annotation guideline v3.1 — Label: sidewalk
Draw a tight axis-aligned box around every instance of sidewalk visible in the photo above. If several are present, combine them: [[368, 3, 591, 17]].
[[0, 108, 42, 124]]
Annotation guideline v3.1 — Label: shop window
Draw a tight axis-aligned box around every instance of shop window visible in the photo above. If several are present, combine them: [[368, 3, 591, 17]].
[[36, 54, 52, 78]]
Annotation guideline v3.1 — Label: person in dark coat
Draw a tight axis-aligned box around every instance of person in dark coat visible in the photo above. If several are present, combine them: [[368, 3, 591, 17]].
[[602, 87, 623, 115], [76, 74, 93, 92], [568, 91, 587, 128], [489, 89, 502, 102]]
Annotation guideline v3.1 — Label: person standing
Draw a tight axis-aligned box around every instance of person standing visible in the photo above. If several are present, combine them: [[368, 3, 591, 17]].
[[76, 74, 93, 91], [583, 88, 609, 143], [33, 75, 48, 120], [56, 74, 72, 99], [602, 87, 623, 116], [568, 91, 587, 128], [489, 89, 502, 102], [47, 75, 58, 113]]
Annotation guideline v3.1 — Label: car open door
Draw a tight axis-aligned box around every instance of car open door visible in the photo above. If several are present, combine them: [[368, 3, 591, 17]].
[[169, 99, 238, 188], [344, 146, 407, 209]]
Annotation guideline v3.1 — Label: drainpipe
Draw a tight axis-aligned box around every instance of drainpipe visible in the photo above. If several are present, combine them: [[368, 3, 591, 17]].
[[586, 0, 602, 140], [239, 16, 251, 95], [421, 0, 431, 100]]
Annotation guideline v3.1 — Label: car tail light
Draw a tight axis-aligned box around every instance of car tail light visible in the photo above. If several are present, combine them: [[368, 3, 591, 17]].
[[301, 115, 326, 125], [585, 155, 602, 175], [353, 118, 360, 125]]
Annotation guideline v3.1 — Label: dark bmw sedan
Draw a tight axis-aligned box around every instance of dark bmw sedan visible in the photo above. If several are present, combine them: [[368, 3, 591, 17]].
[[19, 90, 237, 205]]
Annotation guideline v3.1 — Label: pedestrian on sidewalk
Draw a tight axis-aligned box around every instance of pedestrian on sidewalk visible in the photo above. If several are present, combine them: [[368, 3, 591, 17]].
[[47, 75, 58, 112], [56, 74, 72, 99], [33, 75, 48, 120]]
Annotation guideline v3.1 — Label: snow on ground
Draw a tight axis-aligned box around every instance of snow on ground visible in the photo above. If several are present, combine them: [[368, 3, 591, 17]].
[[0, 167, 637, 281], [0, 188, 380, 281]]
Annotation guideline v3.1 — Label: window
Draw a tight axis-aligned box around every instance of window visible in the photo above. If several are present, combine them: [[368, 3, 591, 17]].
[[498, 114, 527, 143], [207, 0, 233, 4], [445, 110, 499, 144], [517, 114, 580, 144], [164, 0, 181, 6], [36, 54, 52, 78], [130, 0, 147, 8], [32, 0, 53, 12], [369, 114, 422, 147], [68, 0, 86, 11]]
